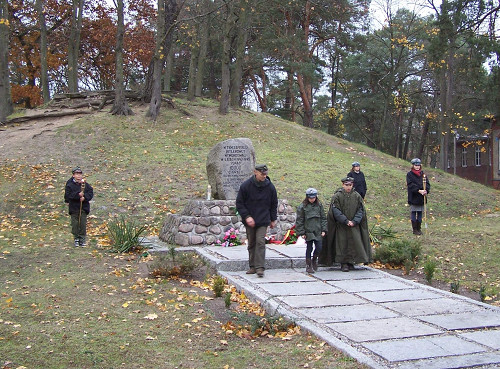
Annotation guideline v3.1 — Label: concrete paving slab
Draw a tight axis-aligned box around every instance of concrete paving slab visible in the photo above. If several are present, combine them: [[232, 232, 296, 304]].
[[459, 329, 500, 350], [417, 310, 500, 330], [228, 269, 313, 283], [314, 269, 383, 280], [381, 297, 483, 316], [278, 293, 366, 308], [327, 277, 412, 293], [395, 352, 500, 369], [327, 317, 443, 342], [204, 245, 286, 259], [258, 280, 341, 296], [267, 244, 307, 258], [363, 335, 487, 362], [357, 288, 442, 303], [299, 304, 398, 323]]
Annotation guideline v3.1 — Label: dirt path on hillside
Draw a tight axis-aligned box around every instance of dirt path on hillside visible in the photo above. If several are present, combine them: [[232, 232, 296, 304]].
[[0, 109, 95, 162]]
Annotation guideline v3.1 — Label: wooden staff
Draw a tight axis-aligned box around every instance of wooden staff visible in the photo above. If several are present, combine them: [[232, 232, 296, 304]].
[[78, 179, 86, 229], [422, 174, 427, 232]]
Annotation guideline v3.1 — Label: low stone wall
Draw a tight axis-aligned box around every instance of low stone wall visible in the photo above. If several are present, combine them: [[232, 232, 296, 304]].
[[159, 199, 296, 246]]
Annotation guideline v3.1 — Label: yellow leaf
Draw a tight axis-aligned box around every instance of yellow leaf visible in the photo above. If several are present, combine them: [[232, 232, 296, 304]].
[[122, 302, 129, 308]]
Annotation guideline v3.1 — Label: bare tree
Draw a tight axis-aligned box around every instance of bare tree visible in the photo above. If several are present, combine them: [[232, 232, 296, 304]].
[[36, 0, 50, 103], [0, 0, 12, 122], [145, 0, 181, 121], [111, 0, 133, 116], [67, 0, 84, 93]]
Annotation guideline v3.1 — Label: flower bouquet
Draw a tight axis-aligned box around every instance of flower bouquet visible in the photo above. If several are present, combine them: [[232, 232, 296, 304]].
[[280, 225, 298, 245], [217, 227, 242, 247]]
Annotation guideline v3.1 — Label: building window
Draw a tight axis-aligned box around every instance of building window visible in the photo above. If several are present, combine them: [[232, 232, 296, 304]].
[[475, 147, 481, 166], [461, 147, 467, 167]]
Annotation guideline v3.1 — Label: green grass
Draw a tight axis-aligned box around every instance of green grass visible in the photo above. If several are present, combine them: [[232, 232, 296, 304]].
[[1, 97, 499, 367]]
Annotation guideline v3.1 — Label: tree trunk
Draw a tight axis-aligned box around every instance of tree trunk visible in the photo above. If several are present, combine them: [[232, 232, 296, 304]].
[[328, 53, 340, 135], [163, 45, 174, 92], [285, 71, 294, 121], [67, 0, 84, 93], [146, 0, 178, 120], [187, 47, 197, 100], [111, 0, 133, 116], [194, 14, 209, 97], [0, 0, 12, 123], [219, 1, 235, 115], [296, 73, 313, 127], [36, 0, 50, 103], [230, 0, 250, 108]]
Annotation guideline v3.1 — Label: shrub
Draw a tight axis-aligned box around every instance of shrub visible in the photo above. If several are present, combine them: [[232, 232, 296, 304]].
[[423, 258, 438, 285], [107, 217, 146, 253], [373, 239, 421, 266], [369, 224, 397, 245], [150, 250, 205, 278], [212, 275, 226, 297], [450, 281, 460, 294], [224, 292, 232, 308]]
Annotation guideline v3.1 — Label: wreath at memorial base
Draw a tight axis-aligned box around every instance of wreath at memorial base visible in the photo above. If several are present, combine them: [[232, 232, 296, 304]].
[[280, 225, 298, 245]]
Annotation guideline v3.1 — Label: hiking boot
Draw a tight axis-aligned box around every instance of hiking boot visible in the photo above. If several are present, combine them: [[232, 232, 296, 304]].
[[341, 263, 349, 272], [256, 268, 264, 277], [74, 239, 79, 247], [246, 268, 256, 274], [312, 256, 318, 271], [306, 258, 314, 274]]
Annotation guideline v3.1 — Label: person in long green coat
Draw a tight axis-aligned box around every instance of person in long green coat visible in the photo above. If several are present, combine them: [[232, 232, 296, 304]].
[[319, 177, 372, 272]]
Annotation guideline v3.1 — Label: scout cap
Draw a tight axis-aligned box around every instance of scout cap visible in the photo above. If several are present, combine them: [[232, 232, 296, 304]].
[[72, 167, 82, 174], [352, 161, 360, 167], [410, 158, 421, 165], [255, 164, 268, 173], [341, 176, 354, 183], [305, 188, 318, 197]]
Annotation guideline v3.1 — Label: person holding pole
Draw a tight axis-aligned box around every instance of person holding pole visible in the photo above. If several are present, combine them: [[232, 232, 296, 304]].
[[65, 167, 94, 247], [406, 158, 430, 235]]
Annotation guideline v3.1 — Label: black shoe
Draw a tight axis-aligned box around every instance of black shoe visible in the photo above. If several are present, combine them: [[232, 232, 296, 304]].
[[256, 268, 264, 277], [348, 263, 355, 270], [341, 263, 349, 272], [79, 237, 86, 247]]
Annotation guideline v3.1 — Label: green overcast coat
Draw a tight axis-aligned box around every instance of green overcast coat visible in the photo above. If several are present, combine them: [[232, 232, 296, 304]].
[[319, 187, 372, 266], [295, 200, 327, 241]]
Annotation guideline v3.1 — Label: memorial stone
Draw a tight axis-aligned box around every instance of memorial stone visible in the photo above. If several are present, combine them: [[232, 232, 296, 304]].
[[206, 138, 255, 200], [159, 138, 296, 246]]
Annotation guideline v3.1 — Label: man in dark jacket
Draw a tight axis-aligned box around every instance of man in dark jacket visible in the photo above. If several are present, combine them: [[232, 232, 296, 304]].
[[406, 158, 430, 235], [65, 167, 94, 247], [236, 164, 278, 277], [347, 161, 367, 199]]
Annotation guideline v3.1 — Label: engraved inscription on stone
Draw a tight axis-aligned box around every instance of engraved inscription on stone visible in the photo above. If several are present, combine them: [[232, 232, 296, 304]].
[[206, 138, 255, 200], [221, 144, 252, 196]]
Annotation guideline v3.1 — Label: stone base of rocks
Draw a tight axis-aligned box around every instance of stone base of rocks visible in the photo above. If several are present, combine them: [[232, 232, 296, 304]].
[[159, 199, 296, 247]]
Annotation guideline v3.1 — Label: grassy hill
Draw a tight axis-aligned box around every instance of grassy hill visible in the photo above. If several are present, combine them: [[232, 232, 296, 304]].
[[1, 96, 499, 368], [1, 96, 499, 294]]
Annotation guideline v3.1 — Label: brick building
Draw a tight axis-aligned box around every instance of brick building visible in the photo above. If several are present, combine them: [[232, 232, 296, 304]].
[[447, 119, 500, 189]]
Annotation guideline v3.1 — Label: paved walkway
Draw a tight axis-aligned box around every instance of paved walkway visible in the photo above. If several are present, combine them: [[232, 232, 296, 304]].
[[147, 239, 500, 369]]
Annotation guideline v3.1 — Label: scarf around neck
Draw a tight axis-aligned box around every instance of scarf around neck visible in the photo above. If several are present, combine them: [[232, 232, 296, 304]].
[[411, 168, 422, 176]]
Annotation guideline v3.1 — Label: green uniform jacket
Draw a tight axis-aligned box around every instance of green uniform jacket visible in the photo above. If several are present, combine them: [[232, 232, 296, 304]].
[[295, 201, 327, 241], [319, 188, 372, 266]]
